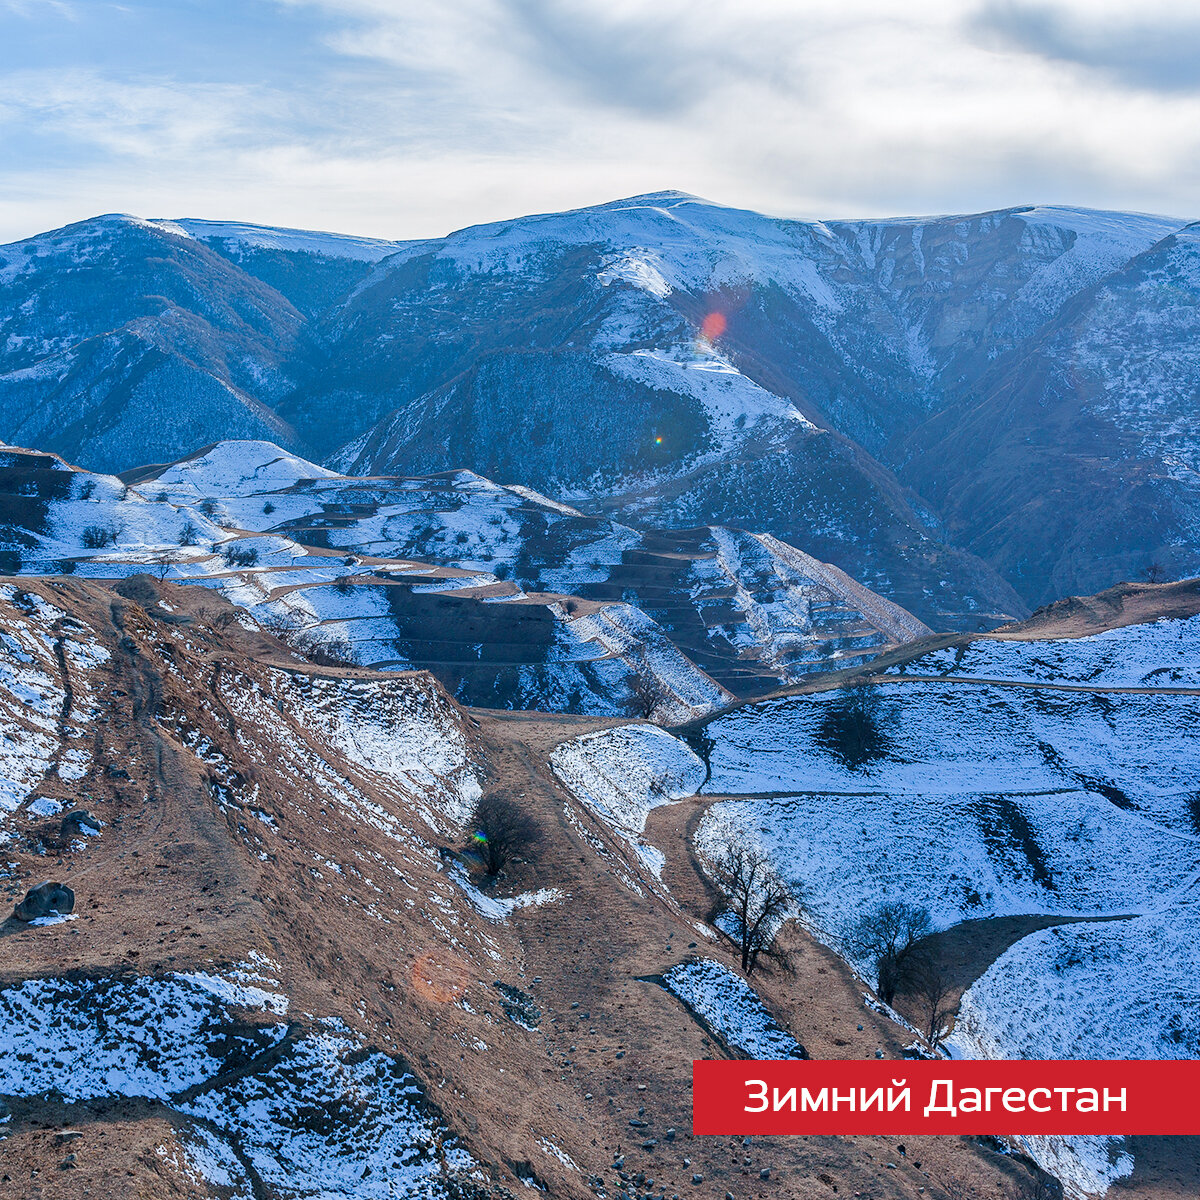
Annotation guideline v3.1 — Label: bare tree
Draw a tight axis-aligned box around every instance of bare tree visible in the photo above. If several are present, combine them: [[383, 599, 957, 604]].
[[625, 670, 668, 721], [709, 837, 793, 975], [907, 952, 956, 1049], [1144, 561, 1166, 584], [149, 551, 175, 582], [465, 792, 539, 877], [845, 901, 933, 1005]]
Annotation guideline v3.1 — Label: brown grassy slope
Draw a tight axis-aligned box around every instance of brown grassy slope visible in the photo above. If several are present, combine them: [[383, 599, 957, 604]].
[[0, 577, 1045, 1200]]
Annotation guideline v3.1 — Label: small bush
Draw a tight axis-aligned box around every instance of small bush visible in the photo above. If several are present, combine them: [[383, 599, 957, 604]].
[[293, 634, 356, 667], [222, 544, 259, 568], [80, 522, 121, 549], [179, 522, 200, 547], [262, 501, 276, 515]]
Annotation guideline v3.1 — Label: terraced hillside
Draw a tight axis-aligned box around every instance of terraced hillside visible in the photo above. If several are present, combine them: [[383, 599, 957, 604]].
[[556, 588, 1200, 1199], [0, 576, 1046, 1200], [0, 440, 930, 714]]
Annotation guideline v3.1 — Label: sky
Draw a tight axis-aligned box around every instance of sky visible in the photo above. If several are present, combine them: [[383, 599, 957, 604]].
[[1, 0, 1198, 244]]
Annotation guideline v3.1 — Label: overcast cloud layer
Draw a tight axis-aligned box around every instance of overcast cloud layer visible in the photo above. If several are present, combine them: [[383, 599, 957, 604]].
[[0, 0, 1197, 243]]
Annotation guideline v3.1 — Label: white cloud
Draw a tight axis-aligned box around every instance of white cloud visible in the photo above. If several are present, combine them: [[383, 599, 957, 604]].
[[0, 0, 1197, 244]]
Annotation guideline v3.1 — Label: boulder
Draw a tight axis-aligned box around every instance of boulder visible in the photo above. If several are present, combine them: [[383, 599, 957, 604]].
[[59, 810, 102, 839], [13, 880, 75, 922]]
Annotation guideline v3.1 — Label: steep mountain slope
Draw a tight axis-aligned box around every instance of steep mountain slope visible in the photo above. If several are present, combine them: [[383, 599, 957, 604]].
[[0, 576, 1044, 1200], [902, 223, 1200, 605], [0, 216, 304, 472], [313, 194, 1180, 623], [174, 218, 406, 317], [2, 194, 1193, 625]]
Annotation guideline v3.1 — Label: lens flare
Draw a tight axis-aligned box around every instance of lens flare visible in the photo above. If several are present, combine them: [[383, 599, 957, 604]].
[[410, 951, 469, 1004], [700, 311, 727, 342]]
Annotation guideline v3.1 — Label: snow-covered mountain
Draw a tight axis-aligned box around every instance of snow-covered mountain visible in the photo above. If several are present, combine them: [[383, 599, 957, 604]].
[[0, 439, 932, 714], [0, 193, 1194, 624]]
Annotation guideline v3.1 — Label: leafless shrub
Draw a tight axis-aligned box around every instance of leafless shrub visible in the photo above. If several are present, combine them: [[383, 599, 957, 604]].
[[221, 543, 259, 568], [292, 633, 356, 667], [80, 522, 121, 549]]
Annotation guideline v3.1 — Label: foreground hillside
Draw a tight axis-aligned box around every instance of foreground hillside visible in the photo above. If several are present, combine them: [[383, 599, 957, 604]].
[[0, 576, 1052, 1200]]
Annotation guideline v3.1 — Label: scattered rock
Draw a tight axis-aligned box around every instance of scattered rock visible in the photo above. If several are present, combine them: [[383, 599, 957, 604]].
[[13, 880, 75, 922], [58, 1155, 76, 1170], [492, 981, 540, 1029], [54, 1132, 82, 1146], [665, 1128, 676, 1142], [692, 1175, 703, 1185], [759, 1170, 770, 1180]]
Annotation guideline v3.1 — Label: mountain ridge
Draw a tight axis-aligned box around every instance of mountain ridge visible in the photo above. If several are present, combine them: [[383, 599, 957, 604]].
[[1, 193, 1195, 625]]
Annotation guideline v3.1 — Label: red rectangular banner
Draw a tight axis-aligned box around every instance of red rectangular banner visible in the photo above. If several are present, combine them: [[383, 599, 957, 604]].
[[693, 1060, 1200, 1136]]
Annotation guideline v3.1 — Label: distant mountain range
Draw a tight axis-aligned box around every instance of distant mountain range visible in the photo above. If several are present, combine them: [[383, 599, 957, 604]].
[[2, 193, 1196, 626]]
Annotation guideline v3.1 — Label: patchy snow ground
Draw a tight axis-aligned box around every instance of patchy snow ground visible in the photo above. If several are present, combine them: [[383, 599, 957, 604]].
[[951, 903, 1200, 1063], [662, 959, 805, 1059], [550, 724, 705, 875], [449, 864, 565, 922], [0, 585, 107, 822], [691, 628, 1200, 1198], [0, 970, 479, 1200], [888, 614, 1200, 687]]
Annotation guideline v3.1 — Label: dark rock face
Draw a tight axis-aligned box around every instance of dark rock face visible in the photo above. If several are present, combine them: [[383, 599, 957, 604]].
[[12, 880, 75, 921]]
